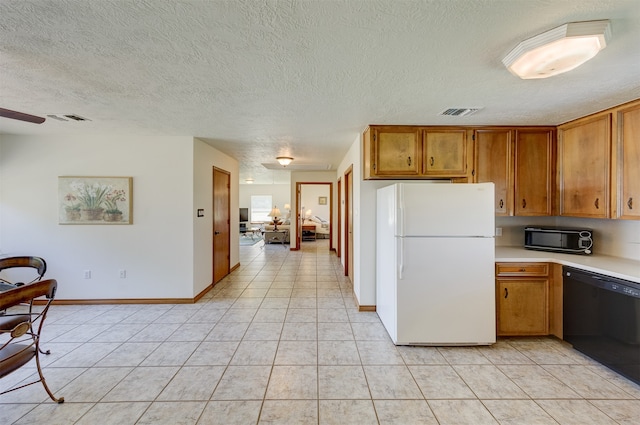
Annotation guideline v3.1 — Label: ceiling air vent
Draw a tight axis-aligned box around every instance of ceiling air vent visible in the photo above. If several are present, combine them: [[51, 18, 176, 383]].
[[439, 108, 482, 117], [64, 114, 89, 121], [46, 114, 91, 122]]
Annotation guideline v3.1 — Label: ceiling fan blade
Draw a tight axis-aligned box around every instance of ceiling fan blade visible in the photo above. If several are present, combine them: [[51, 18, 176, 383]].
[[0, 108, 46, 124]]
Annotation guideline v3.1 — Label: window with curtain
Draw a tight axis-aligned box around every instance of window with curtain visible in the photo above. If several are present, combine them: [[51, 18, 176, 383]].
[[250, 195, 272, 222]]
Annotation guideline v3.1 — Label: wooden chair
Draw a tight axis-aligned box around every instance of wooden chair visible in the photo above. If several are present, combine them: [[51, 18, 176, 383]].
[[0, 279, 64, 403], [0, 256, 49, 355], [0, 256, 47, 287]]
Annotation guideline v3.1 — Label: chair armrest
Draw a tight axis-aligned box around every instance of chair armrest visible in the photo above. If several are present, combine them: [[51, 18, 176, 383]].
[[0, 279, 57, 311]]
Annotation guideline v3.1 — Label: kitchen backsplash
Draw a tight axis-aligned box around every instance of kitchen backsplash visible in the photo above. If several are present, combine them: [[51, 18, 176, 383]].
[[495, 216, 640, 261]]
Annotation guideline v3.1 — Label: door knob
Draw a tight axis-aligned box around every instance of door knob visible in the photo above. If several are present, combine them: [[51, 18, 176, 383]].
[[214, 231, 221, 235]]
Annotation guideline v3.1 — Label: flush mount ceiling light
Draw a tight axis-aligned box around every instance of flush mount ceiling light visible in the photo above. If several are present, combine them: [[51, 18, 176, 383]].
[[276, 156, 294, 166], [245, 178, 254, 184], [502, 20, 611, 79]]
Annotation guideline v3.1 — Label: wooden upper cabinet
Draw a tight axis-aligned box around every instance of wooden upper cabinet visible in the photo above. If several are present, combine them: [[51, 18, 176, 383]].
[[363, 126, 421, 178], [616, 102, 640, 219], [362, 126, 467, 179], [474, 129, 513, 215], [558, 115, 611, 218], [514, 129, 555, 216], [422, 129, 467, 176]]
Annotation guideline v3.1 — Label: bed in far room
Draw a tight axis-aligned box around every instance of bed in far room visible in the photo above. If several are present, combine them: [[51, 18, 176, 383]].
[[308, 215, 330, 238]]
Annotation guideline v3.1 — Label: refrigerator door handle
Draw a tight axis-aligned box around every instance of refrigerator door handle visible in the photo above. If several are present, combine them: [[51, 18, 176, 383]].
[[398, 185, 404, 237], [398, 238, 404, 280]]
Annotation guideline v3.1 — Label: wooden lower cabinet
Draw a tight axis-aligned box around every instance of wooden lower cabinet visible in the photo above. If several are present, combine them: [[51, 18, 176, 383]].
[[496, 262, 549, 336]]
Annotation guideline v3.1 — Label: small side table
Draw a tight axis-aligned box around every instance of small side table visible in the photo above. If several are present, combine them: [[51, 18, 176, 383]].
[[302, 224, 316, 241], [263, 230, 288, 245]]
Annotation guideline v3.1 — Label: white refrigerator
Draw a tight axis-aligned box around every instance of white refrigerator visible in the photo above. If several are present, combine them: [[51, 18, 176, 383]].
[[376, 182, 496, 345]]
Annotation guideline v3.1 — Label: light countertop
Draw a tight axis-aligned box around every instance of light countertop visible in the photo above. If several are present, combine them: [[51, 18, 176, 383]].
[[495, 246, 640, 284]]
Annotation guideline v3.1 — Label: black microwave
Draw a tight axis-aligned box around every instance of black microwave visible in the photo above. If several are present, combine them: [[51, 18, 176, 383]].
[[524, 227, 593, 255]]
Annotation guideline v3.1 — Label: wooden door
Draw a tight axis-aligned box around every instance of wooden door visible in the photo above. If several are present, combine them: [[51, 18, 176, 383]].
[[212, 167, 230, 284], [617, 104, 640, 219], [474, 129, 513, 215], [373, 126, 421, 176], [496, 278, 549, 336], [514, 129, 554, 216], [344, 166, 353, 281], [296, 184, 302, 248], [559, 115, 610, 218], [422, 129, 467, 176], [337, 177, 342, 258]]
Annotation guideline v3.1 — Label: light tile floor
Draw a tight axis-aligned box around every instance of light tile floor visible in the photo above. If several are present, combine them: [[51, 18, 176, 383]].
[[1, 239, 640, 424]]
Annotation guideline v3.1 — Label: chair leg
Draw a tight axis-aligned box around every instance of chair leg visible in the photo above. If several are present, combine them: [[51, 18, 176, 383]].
[[34, 352, 64, 403], [28, 302, 51, 355]]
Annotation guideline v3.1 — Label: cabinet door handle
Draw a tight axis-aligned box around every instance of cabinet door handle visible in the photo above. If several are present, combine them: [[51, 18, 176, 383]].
[[594, 198, 599, 209], [407, 156, 412, 166], [504, 288, 508, 299], [430, 156, 434, 166], [522, 199, 526, 209], [628, 197, 633, 210], [499, 199, 504, 209]]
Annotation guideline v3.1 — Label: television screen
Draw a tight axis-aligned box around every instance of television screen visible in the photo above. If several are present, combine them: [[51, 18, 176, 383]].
[[239, 207, 249, 222]]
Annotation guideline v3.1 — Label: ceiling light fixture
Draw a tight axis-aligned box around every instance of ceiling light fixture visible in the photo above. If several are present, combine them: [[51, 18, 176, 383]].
[[502, 20, 611, 79], [276, 156, 294, 166], [245, 178, 254, 184]]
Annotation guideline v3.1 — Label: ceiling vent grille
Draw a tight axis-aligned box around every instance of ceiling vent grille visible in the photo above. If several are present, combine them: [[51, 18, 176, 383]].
[[46, 114, 91, 122], [439, 108, 482, 117]]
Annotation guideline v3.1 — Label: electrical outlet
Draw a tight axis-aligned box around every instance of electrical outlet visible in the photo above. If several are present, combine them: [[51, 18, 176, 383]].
[[495, 227, 503, 236], [84, 270, 91, 279], [119, 269, 126, 279]]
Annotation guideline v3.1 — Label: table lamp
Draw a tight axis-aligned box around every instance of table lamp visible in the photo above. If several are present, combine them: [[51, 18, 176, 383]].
[[268, 206, 282, 230]]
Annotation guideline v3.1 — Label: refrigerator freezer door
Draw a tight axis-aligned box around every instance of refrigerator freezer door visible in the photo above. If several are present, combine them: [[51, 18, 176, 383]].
[[395, 236, 496, 345], [376, 184, 398, 341], [397, 183, 495, 237]]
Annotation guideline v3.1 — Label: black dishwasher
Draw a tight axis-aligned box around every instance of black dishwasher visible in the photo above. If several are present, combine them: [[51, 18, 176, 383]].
[[563, 266, 640, 384]]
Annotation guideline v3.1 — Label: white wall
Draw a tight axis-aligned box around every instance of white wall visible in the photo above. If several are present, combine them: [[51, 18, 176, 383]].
[[301, 184, 330, 222], [193, 138, 240, 296], [337, 136, 368, 303], [239, 183, 291, 222], [0, 134, 199, 300]]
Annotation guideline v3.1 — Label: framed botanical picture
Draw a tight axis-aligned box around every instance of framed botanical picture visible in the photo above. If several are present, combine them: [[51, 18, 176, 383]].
[[58, 176, 133, 224], [318, 196, 327, 205]]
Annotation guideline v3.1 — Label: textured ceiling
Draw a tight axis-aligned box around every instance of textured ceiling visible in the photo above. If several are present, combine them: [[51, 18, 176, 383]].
[[1, 0, 639, 184]]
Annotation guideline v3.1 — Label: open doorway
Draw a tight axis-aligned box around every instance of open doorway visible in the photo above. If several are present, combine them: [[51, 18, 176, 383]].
[[296, 182, 333, 250]]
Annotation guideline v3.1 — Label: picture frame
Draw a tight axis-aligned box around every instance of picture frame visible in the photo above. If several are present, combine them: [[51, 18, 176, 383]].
[[318, 196, 327, 205], [58, 176, 133, 225]]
